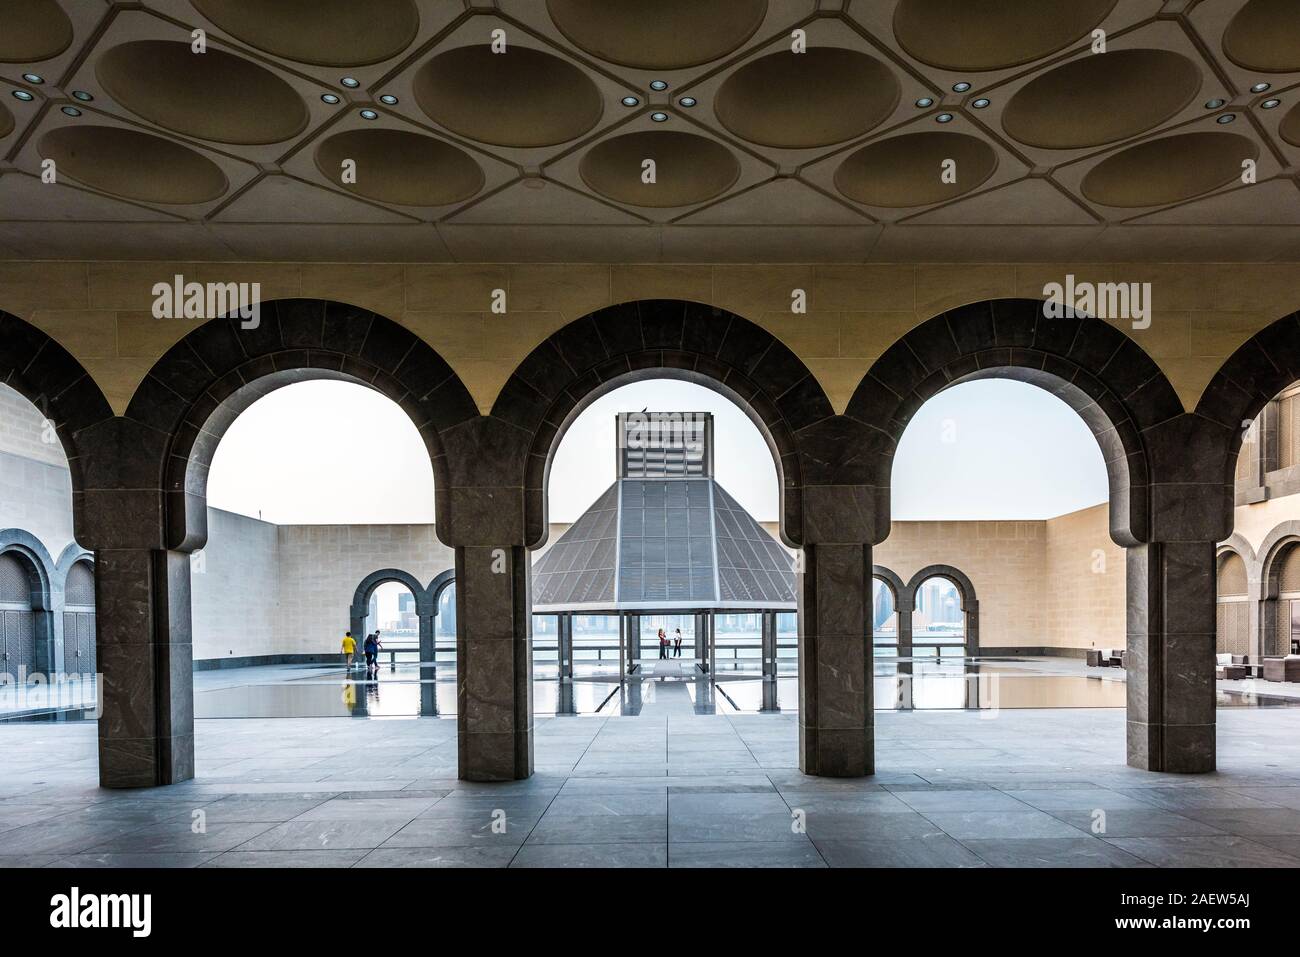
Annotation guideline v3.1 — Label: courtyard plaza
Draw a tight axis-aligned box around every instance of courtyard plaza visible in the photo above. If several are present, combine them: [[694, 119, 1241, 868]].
[[3, 657, 1300, 869]]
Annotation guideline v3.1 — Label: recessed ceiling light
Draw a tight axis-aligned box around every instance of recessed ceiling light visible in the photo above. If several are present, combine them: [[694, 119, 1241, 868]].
[[71, 90, 93, 102], [649, 80, 668, 91], [359, 108, 379, 120], [60, 106, 81, 117], [321, 93, 341, 104], [650, 111, 669, 122], [679, 96, 697, 108], [340, 76, 360, 89], [11, 90, 34, 102], [621, 95, 640, 107], [952, 81, 971, 93], [1251, 82, 1271, 93], [1205, 98, 1226, 109], [1217, 113, 1237, 124], [22, 73, 44, 85], [915, 97, 935, 108], [972, 98, 990, 109], [1263, 98, 1282, 110], [379, 94, 398, 105], [936, 112, 954, 123]]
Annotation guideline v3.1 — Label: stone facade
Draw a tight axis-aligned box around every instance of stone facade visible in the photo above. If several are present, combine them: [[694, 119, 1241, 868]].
[[4, 264, 1296, 783], [2, 260, 1297, 421]]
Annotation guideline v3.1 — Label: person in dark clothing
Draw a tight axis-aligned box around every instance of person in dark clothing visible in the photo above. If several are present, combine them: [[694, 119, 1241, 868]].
[[363, 632, 379, 679], [658, 628, 667, 659], [673, 628, 682, 658]]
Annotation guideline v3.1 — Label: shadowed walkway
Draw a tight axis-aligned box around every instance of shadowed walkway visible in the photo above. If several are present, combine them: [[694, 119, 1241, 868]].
[[3, 708, 1300, 867]]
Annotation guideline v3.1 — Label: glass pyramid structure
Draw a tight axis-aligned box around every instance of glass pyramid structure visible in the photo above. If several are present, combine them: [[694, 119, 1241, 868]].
[[532, 412, 795, 612]]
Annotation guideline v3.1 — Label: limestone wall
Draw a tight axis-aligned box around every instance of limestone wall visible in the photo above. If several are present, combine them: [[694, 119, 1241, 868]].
[[190, 508, 280, 661], [1042, 505, 1127, 653], [1, 260, 1295, 418], [0, 384, 76, 560], [270, 523, 454, 657], [875, 519, 1049, 648]]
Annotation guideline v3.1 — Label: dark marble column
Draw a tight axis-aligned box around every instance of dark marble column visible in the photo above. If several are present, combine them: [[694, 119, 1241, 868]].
[[626, 613, 640, 670], [761, 611, 778, 678], [896, 595, 914, 659], [418, 613, 436, 664], [557, 613, 573, 680], [1126, 541, 1216, 773], [95, 549, 194, 788], [964, 598, 981, 656], [453, 545, 532, 781], [798, 540, 873, 776]]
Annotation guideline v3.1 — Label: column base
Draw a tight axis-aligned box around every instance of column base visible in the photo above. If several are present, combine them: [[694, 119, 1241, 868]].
[[98, 732, 195, 788], [799, 723, 874, 777], [1127, 719, 1215, 773], [460, 728, 534, 782]]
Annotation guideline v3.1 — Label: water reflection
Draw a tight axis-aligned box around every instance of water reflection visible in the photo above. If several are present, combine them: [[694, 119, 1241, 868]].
[[11, 656, 1293, 724]]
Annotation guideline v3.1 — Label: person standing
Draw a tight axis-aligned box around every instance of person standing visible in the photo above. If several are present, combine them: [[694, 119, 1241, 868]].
[[674, 628, 682, 658], [341, 631, 356, 671], [363, 632, 379, 679], [658, 627, 667, 659]]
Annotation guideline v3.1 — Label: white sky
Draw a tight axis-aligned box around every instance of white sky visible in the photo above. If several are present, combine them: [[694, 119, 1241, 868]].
[[206, 377, 1108, 525]]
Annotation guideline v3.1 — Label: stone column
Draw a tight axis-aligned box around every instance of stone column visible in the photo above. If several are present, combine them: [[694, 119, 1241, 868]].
[[453, 545, 532, 781], [1126, 541, 1216, 773], [418, 612, 436, 665], [798, 540, 873, 776], [896, 594, 914, 659], [95, 548, 194, 787], [694, 612, 708, 667], [626, 613, 639, 670], [761, 611, 778, 678], [964, 598, 980, 657], [557, 613, 573, 680]]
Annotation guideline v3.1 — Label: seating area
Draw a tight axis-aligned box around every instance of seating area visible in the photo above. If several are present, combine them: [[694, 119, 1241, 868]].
[[1086, 649, 1124, 669], [1212, 653, 1300, 682], [1262, 656, 1300, 684]]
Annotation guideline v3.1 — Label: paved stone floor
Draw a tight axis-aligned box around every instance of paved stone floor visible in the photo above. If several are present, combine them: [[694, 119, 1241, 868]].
[[3, 703, 1300, 868]]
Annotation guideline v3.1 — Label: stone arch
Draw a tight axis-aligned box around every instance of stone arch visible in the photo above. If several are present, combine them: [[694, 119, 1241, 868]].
[[1257, 520, 1300, 658], [0, 530, 56, 678], [0, 310, 114, 541], [872, 564, 906, 606], [1215, 544, 1252, 658], [905, 563, 979, 657], [351, 568, 431, 617], [871, 564, 908, 656], [125, 298, 479, 552], [427, 568, 456, 652], [349, 567, 432, 660], [54, 545, 96, 678], [54, 542, 94, 585], [427, 568, 455, 604], [846, 298, 1184, 547], [489, 299, 834, 549], [1196, 312, 1300, 510]]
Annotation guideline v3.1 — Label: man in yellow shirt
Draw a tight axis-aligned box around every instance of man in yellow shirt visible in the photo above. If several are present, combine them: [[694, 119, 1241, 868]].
[[341, 631, 356, 671]]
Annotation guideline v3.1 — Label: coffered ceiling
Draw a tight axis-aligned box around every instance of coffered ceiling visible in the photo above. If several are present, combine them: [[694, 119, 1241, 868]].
[[1, 0, 1300, 262]]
